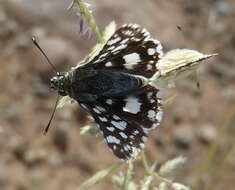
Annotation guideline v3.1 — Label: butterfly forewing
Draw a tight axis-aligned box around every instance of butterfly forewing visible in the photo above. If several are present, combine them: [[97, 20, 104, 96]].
[[83, 24, 164, 77]]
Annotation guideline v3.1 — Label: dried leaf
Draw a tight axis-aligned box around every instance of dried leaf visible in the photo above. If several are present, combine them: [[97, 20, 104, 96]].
[[151, 49, 217, 87], [157, 49, 217, 75]]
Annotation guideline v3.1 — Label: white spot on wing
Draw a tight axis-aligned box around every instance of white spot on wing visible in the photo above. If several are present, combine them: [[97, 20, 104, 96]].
[[121, 38, 129, 44], [156, 44, 163, 55], [119, 132, 128, 139], [93, 108, 101, 114], [99, 116, 108, 122], [152, 122, 160, 129], [147, 64, 153, 70], [80, 104, 87, 109], [150, 99, 155, 103], [142, 136, 148, 142], [124, 145, 130, 151], [124, 64, 134, 69], [112, 44, 127, 52], [99, 52, 108, 58], [132, 24, 139, 29], [108, 45, 115, 50], [113, 115, 121, 120], [107, 37, 121, 45], [106, 99, 113, 105], [148, 110, 156, 118], [156, 111, 163, 121], [147, 48, 156, 55], [105, 62, 112, 67], [123, 96, 142, 114], [106, 135, 121, 144], [122, 29, 133, 36], [111, 121, 127, 130], [123, 53, 141, 65], [134, 130, 139, 135], [96, 106, 106, 112], [140, 143, 145, 149], [107, 127, 115, 132], [147, 92, 153, 99], [131, 37, 141, 42], [141, 28, 150, 36]]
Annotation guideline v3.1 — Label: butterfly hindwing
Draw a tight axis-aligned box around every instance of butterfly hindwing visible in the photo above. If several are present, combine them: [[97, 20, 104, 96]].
[[79, 85, 163, 160], [84, 24, 164, 77]]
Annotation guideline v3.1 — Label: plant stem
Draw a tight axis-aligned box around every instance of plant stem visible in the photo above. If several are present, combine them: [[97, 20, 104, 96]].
[[141, 152, 152, 176], [75, 0, 104, 43], [122, 160, 133, 190], [141, 152, 172, 185]]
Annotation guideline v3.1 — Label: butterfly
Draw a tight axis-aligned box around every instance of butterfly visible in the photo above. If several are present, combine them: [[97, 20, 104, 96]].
[[40, 24, 164, 160]]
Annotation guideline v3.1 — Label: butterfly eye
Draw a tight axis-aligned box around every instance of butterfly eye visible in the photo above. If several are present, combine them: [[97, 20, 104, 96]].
[[50, 76, 58, 90]]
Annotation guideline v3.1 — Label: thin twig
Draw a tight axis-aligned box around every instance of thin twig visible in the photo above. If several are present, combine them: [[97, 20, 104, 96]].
[[75, 0, 104, 43]]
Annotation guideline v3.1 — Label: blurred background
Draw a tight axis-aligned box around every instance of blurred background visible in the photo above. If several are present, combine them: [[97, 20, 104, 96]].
[[0, 0, 235, 190]]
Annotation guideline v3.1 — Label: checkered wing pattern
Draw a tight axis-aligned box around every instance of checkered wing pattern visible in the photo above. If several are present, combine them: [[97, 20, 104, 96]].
[[84, 24, 164, 78], [79, 85, 163, 160]]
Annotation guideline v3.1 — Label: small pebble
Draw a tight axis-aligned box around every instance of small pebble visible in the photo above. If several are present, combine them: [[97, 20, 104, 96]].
[[23, 149, 47, 167], [173, 126, 194, 150], [52, 127, 68, 152], [69, 153, 93, 173], [197, 124, 217, 144], [8, 137, 27, 161], [48, 152, 63, 166]]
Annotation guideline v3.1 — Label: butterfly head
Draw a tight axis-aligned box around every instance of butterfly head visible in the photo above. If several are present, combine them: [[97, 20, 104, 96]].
[[50, 72, 68, 96]]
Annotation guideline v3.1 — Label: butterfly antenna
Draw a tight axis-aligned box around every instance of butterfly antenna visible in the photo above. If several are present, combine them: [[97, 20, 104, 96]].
[[32, 37, 57, 74], [43, 94, 60, 135]]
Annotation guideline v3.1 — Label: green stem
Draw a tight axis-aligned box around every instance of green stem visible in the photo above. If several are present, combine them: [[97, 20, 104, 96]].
[[75, 0, 104, 43], [141, 152, 152, 176], [141, 152, 172, 185], [122, 160, 133, 190]]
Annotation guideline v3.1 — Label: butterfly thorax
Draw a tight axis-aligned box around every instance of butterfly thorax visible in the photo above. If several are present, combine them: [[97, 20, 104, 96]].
[[51, 67, 146, 102]]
